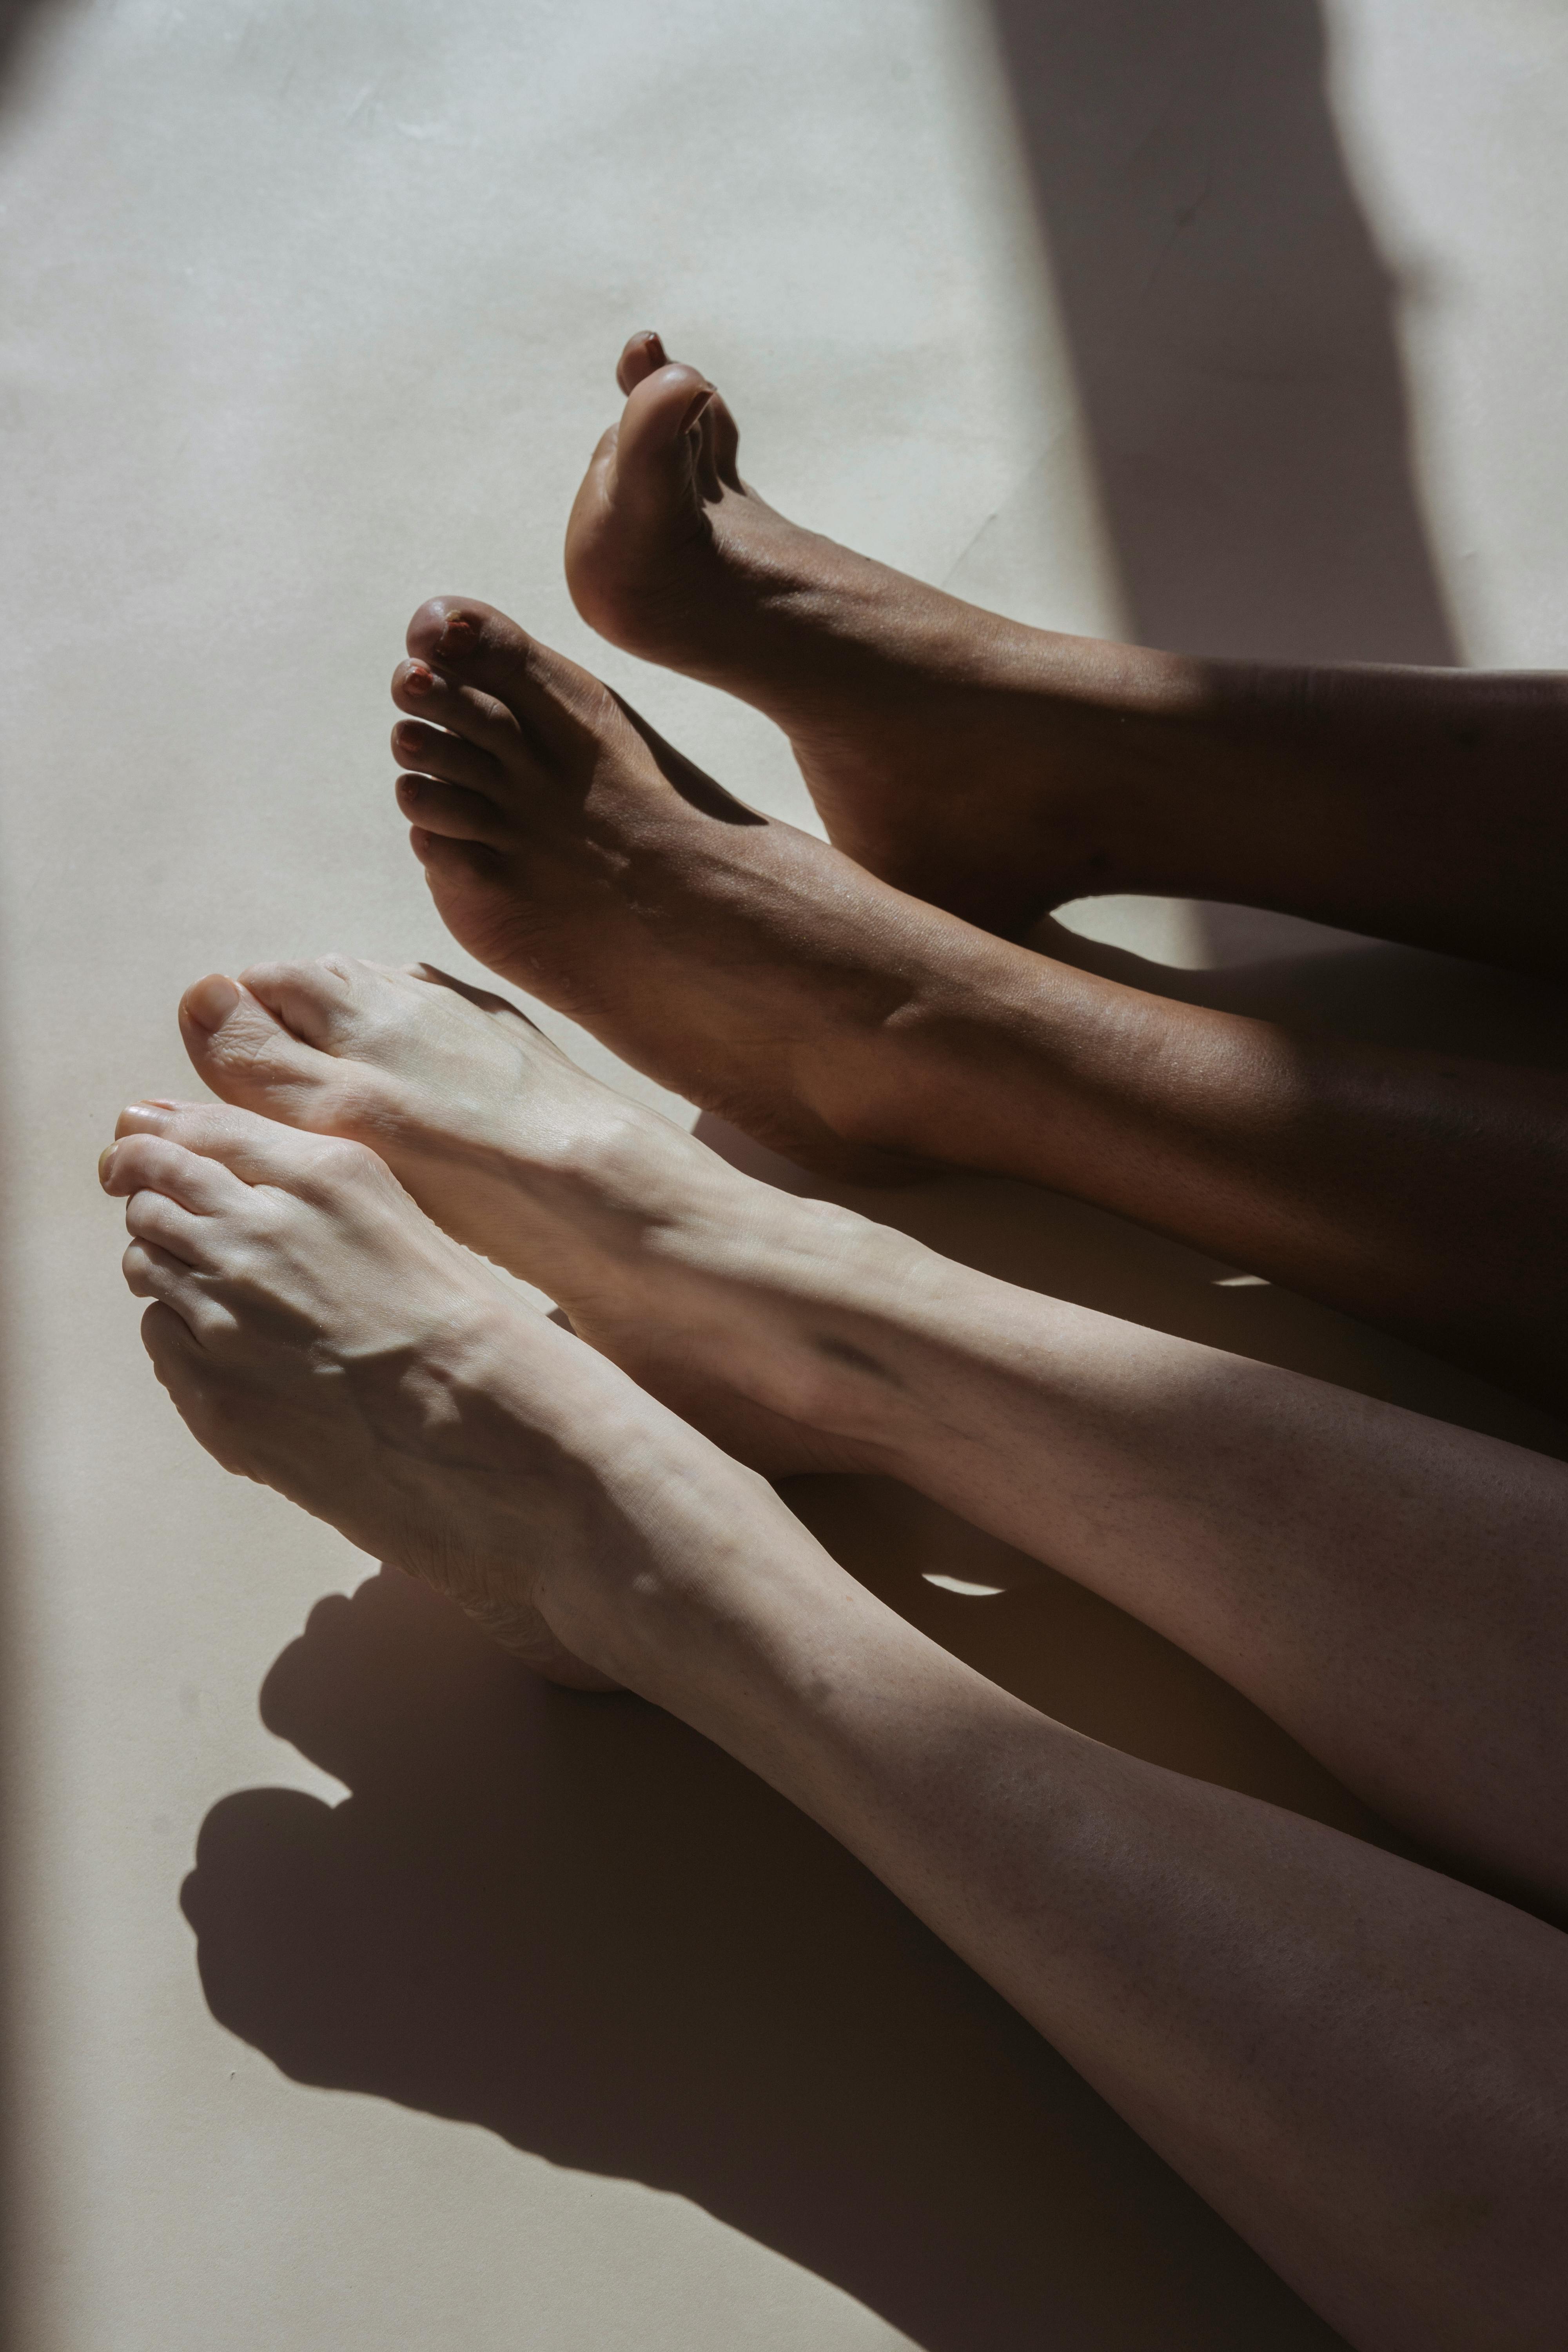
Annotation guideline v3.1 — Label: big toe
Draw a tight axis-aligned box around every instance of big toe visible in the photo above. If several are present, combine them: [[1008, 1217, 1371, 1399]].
[[180, 972, 347, 1127], [403, 596, 603, 751], [568, 341, 746, 648], [610, 360, 716, 514]]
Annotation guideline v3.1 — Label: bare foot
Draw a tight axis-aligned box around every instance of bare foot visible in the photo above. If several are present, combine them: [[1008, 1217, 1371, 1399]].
[[387, 595, 1033, 1182], [176, 956, 896, 1477], [97, 1100, 830, 1686], [564, 332, 1161, 935]]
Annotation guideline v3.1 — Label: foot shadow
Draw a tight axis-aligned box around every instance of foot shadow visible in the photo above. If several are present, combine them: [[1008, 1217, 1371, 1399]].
[[185, 1559, 1351, 2351]]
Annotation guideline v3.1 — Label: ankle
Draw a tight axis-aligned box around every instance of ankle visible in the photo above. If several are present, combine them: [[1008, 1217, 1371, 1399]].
[[640, 1185, 936, 1460], [530, 1363, 858, 1702]]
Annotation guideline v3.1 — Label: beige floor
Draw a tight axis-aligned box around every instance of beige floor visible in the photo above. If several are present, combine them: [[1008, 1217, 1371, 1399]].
[[3, 2, 1566, 2347]]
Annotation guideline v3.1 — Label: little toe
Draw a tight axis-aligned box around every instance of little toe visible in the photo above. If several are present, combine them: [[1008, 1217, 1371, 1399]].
[[408, 826, 502, 883], [138, 1302, 215, 1420], [409, 826, 510, 909]]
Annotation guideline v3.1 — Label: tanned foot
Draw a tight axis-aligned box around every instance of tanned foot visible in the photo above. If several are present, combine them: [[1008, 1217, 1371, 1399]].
[[387, 595, 1026, 1183], [563, 332, 1163, 935], [176, 956, 901, 1477]]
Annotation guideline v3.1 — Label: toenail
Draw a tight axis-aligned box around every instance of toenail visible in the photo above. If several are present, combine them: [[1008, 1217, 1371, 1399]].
[[184, 974, 241, 1032], [436, 612, 479, 658], [680, 386, 715, 434], [116, 1102, 171, 1136], [403, 662, 435, 697], [97, 1145, 116, 1184]]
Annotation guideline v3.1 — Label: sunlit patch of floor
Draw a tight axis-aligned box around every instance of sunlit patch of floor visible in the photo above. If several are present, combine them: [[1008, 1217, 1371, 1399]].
[[922, 1573, 1009, 1597]]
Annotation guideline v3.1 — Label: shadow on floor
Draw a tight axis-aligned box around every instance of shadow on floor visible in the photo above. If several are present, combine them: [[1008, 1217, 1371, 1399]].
[[185, 1548, 1354, 2352], [182, 937, 1568, 2352], [985, 0, 1459, 670], [0, 0, 72, 120]]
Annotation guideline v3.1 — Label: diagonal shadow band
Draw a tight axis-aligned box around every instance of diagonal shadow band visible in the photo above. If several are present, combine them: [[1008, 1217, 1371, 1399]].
[[183, 1537, 1356, 2352], [986, 0, 1460, 668]]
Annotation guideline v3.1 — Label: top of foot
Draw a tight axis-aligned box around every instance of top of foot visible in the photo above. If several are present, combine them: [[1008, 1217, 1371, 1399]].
[[178, 954, 901, 1477], [176, 953, 702, 1300], [563, 331, 1132, 934], [100, 1094, 631, 1684], [384, 592, 1011, 1187]]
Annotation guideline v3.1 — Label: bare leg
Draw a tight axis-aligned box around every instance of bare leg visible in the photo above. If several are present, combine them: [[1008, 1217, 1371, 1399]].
[[176, 962, 1568, 1906], [566, 336, 1568, 977], [382, 596, 1568, 1408], [101, 1102, 1568, 2352]]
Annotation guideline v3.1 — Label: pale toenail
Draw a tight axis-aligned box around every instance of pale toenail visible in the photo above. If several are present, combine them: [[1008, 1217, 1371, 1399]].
[[184, 974, 241, 1032], [97, 1145, 116, 1184]]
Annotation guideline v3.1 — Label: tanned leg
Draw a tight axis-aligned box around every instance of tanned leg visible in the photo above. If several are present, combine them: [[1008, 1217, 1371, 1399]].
[[178, 960, 1568, 1906], [566, 335, 1568, 976], [102, 1100, 1568, 2352], [383, 595, 1568, 1409]]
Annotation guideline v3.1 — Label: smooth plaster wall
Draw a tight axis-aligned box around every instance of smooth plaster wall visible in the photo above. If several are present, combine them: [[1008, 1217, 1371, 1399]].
[[2, 3, 1566, 2347]]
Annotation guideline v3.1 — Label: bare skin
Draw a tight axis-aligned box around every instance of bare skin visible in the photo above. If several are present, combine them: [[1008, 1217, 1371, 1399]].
[[178, 958, 1568, 1907], [567, 332, 1568, 976], [101, 1100, 1568, 2352], [387, 595, 1568, 1410]]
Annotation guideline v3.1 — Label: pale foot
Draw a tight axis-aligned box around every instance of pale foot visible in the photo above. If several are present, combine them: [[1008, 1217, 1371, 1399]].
[[177, 956, 903, 1476], [98, 1100, 823, 1688], [386, 594, 1038, 1184], [564, 332, 1160, 935]]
